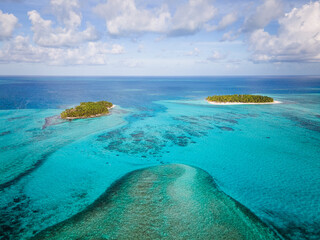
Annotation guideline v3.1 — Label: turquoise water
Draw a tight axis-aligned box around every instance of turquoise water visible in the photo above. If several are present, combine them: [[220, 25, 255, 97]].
[[0, 77, 320, 239]]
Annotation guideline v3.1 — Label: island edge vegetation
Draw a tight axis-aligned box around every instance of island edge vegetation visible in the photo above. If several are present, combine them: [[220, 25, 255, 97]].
[[206, 94, 274, 103], [60, 101, 113, 119]]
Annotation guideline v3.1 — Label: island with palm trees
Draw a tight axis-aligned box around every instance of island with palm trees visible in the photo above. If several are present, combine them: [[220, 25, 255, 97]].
[[206, 94, 280, 105], [60, 101, 114, 119]]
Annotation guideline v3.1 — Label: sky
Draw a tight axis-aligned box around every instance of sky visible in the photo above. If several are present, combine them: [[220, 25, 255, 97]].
[[0, 0, 319, 76]]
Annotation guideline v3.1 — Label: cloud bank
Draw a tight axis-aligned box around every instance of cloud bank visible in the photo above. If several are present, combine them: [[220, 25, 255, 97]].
[[0, 0, 123, 65], [94, 0, 217, 36], [249, 1, 320, 62], [0, 0, 319, 68], [0, 36, 123, 65]]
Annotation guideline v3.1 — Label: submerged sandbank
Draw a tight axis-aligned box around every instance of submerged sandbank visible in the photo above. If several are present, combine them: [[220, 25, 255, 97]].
[[33, 164, 280, 240]]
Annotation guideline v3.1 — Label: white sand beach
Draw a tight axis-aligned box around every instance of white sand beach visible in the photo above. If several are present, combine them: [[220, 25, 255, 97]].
[[207, 100, 282, 105]]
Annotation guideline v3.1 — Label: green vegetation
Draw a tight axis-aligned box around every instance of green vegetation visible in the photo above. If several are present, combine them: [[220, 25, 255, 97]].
[[61, 101, 113, 119], [206, 94, 274, 103]]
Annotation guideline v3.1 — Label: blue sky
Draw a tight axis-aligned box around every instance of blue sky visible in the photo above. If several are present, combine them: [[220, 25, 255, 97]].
[[0, 0, 319, 76]]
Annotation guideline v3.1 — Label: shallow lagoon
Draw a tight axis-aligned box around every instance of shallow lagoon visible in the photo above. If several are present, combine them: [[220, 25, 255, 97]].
[[0, 76, 320, 239]]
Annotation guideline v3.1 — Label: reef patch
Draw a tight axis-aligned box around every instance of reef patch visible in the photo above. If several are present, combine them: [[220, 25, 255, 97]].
[[34, 164, 280, 240]]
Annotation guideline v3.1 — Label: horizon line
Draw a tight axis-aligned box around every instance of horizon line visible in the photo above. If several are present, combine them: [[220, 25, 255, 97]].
[[1, 75, 320, 77]]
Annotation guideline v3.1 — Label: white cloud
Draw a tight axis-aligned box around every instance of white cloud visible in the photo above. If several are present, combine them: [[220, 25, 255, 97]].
[[0, 0, 127, 65], [207, 50, 226, 61], [110, 44, 125, 54], [169, 0, 216, 36], [0, 10, 18, 40], [28, 0, 99, 47], [94, 0, 216, 37], [207, 12, 237, 31], [218, 13, 237, 30], [243, 0, 283, 32], [120, 59, 143, 68], [221, 30, 239, 41], [48, 42, 111, 65], [0, 36, 124, 65], [0, 36, 47, 63], [94, 0, 170, 35], [249, 1, 320, 63], [51, 0, 81, 28]]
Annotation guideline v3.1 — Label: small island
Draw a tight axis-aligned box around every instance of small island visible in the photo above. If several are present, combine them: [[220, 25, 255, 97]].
[[206, 94, 279, 105], [60, 101, 114, 119]]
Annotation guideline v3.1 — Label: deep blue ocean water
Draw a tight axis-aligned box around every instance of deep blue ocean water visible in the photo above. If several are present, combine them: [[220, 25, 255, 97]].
[[0, 76, 319, 239]]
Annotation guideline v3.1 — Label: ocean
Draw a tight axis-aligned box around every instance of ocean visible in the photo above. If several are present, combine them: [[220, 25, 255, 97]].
[[0, 76, 319, 239]]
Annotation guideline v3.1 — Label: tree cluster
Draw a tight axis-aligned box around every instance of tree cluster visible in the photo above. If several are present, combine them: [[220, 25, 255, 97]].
[[206, 94, 274, 103], [61, 101, 113, 119]]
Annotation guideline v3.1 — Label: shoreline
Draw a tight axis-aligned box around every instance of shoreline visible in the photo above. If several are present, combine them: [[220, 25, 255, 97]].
[[62, 104, 115, 120], [207, 100, 281, 105]]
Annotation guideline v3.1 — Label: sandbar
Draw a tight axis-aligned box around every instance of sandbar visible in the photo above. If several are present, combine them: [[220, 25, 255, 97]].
[[33, 164, 280, 240]]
